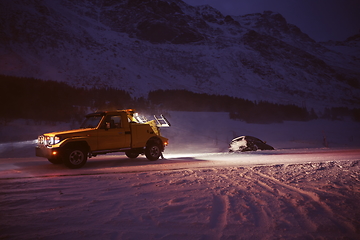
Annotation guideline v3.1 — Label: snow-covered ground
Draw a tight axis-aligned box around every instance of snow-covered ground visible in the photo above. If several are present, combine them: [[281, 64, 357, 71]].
[[1, 111, 360, 239], [1, 156, 359, 239]]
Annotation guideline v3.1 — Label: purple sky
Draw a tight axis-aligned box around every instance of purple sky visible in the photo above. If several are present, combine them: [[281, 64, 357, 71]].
[[182, 0, 360, 42]]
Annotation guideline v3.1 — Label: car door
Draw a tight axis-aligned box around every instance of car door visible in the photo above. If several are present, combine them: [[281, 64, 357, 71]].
[[97, 115, 128, 150]]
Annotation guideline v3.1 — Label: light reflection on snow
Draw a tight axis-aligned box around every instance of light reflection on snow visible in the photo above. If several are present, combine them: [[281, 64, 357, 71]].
[[0, 139, 37, 159], [164, 152, 222, 159], [164, 148, 360, 166], [0, 139, 37, 151]]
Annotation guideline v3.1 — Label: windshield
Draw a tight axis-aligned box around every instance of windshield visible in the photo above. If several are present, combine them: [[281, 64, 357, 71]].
[[80, 115, 103, 129]]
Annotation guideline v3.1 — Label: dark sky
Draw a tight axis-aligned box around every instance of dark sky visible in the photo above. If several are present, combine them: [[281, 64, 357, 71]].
[[183, 0, 360, 42]]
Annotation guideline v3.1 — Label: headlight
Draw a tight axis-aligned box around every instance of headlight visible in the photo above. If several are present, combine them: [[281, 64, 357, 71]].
[[45, 136, 51, 145], [42, 136, 61, 146], [38, 135, 45, 145]]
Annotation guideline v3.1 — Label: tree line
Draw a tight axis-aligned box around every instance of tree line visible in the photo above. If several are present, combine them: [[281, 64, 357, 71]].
[[1, 75, 359, 124], [148, 89, 317, 123], [0, 75, 134, 123]]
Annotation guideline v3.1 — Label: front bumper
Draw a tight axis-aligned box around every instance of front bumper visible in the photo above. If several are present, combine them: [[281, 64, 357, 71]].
[[35, 145, 60, 159]]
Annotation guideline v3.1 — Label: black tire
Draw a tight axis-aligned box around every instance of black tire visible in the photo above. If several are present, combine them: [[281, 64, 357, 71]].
[[47, 158, 63, 164], [145, 142, 161, 161], [125, 150, 139, 159], [63, 148, 87, 169]]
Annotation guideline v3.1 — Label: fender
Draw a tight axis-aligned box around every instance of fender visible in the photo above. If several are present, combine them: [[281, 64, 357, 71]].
[[61, 139, 90, 150], [147, 136, 168, 151], [56, 136, 92, 151]]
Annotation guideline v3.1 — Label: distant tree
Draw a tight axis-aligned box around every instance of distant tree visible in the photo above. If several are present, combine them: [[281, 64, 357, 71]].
[[0, 75, 133, 122], [149, 89, 317, 123], [353, 108, 360, 122]]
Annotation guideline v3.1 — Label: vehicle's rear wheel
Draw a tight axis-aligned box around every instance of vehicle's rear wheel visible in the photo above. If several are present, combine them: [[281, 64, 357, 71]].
[[145, 142, 161, 161], [48, 158, 63, 164], [125, 150, 139, 159], [63, 148, 87, 169]]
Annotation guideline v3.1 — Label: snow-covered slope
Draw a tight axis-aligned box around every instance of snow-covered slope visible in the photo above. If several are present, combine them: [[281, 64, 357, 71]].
[[0, 0, 359, 108]]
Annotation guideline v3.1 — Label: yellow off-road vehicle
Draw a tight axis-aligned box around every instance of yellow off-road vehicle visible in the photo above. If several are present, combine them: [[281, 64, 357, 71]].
[[35, 109, 170, 168]]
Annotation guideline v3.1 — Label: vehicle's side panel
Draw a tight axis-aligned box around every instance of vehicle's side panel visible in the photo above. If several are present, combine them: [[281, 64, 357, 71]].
[[95, 113, 130, 150], [130, 123, 156, 148], [96, 128, 127, 150], [85, 130, 98, 150]]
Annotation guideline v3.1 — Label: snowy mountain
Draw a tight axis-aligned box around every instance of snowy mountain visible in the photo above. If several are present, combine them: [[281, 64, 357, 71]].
[[1, 0, 359, 109]]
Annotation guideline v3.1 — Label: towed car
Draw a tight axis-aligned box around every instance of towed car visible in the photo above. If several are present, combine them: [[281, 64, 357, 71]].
[[229, 136, 274, 152]]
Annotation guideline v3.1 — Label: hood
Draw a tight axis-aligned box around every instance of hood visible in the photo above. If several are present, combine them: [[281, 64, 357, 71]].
[[42, 128, 94, 138]]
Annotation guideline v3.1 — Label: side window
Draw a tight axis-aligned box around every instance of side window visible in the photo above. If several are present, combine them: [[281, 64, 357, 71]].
[[103, 115, 122, 129], [111, 116, 121, 128]]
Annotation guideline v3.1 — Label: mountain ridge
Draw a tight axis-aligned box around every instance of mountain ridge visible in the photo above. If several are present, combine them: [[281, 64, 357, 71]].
[[0, 0, 359, 109]]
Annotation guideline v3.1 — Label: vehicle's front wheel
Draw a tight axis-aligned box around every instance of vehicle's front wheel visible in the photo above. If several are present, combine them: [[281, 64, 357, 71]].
[[63, 148, 87, 169], [145, 142, 161, 161]]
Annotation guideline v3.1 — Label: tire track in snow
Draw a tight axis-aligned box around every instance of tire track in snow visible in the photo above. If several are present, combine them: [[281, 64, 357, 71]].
[[209, 194, 229, 239], [252, 177, 318, 232], [253, 171, 333, 214], [250, 171, 357, 233], [241, 192, 273, 230]]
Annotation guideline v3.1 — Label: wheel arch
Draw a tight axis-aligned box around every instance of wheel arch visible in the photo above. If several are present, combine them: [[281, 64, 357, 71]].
[[146, 137, 164, 151], [62, 141, 90, 152]]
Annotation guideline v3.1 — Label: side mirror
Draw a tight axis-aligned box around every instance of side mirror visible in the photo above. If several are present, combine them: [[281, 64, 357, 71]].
[[106, 122, 111, 129]]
